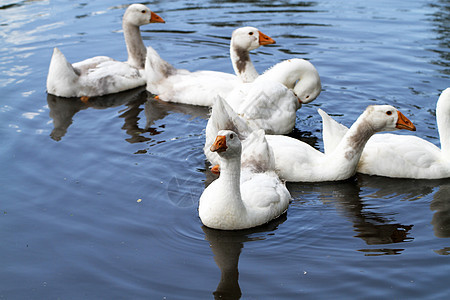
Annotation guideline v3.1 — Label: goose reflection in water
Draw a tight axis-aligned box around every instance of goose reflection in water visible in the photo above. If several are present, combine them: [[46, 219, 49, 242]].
[[431, 183, 450, 240], [430, 183, 450, 255], [47, 86, 149, 142], [357, 175, 450, 255], [357, 175, 450, 242], [202, 214, 287, 300], [290, 177, 414, 256], [144, 95, 210, 129]]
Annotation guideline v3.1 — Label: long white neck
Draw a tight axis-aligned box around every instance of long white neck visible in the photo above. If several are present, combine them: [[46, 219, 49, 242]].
[[328, 113, 376, 175], [218, 155, 247, 212], [257, 59, 318, 92], [436, 99, 450, 159], [123, 22, 147, 69], [230, 45, 258, 83]]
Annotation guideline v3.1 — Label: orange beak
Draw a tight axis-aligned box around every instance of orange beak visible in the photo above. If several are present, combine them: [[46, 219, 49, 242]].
[[211, 164, 220, 174], [396, 111, 416, 131], [258, 31, 276, 45], [210, 135, 227, 152], [150, 11, 165, 23]]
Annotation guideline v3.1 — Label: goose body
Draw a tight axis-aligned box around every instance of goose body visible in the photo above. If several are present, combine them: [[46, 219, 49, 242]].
[[266, 105, 416, 182], [46, 4, 165, 98], [199, 130, 290, 230], [225, 58, 321, 134], [145, 27, 275, 106], [321, 88, 450, 179]]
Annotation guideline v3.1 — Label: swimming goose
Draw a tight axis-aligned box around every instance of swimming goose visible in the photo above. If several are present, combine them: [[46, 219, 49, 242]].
[[265, 105, 416, 182], [225, 58, 321, 134], [321, 88, 450, 179], [204, 60, 322, 164], [46, 4, 165, 98], [145, 27, 275, 106], [199, 130, 290, 230]]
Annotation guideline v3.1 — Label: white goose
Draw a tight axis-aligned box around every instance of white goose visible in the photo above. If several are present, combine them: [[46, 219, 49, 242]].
[[225, 58, 321, 134], [145, 27, 275, 106], [321, 88, 450, 179], [265, 105, 416, 182], [46, 4, 165, 98], [204, 60, 322, 166], [199, 130, 290, 230]]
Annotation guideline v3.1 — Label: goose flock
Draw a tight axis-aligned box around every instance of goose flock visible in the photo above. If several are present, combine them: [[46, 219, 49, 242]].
[[46, 4, 449, 230]]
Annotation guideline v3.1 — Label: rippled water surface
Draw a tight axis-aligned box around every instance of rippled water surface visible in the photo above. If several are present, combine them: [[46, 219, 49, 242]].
[[1, 0, 449, 299]]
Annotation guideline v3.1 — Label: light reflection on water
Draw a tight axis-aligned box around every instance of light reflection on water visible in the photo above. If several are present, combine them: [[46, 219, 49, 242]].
[[1, 0, 449, 299]]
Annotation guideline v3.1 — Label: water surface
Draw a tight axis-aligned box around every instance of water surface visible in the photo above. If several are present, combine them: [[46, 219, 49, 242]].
[[0, 0, 449, 299]]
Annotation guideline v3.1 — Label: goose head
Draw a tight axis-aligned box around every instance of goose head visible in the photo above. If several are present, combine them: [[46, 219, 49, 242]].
[[290, 60, 322, 104], [260, 58, 321, 105], [231, 27, 275, 52], [363, 105, 416, 132], [123, 4, 165, 27], [293, 70, 322, 104], [211, 130, 242, 158]]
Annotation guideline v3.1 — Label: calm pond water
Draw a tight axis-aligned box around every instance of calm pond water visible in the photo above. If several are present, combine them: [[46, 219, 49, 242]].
[[1, 0, 449, 298]]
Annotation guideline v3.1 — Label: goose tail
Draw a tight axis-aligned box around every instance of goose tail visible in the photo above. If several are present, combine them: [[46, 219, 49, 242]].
[[241, 129, 276, 172], [46, 48, 79, 97], [145, 46, 176, 94], [208, 96, 251, 140], [318, 108, 348, 154]]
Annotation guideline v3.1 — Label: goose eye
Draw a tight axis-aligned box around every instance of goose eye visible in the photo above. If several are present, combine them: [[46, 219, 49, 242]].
[[141, 10, 146, 14], [249, 32, 254, 35], [386, 111, 392, 116], [306, 95, 310, 99], [230, 134, 234, 139]]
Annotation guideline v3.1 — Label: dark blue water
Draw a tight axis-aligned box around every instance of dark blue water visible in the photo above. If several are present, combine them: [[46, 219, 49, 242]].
[[1, 0, 449, 299]]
